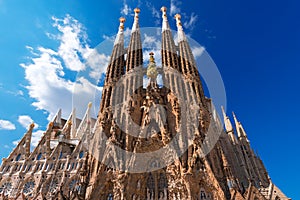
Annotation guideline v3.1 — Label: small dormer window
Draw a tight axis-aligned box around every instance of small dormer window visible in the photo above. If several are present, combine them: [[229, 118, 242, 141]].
[[37, 153, 42, 160], [15, 154, 21, 161], [79, 151, 84, 159]]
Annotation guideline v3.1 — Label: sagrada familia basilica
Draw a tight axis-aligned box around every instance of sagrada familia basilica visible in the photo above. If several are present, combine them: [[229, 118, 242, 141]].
[[0, 6, 290, 200]]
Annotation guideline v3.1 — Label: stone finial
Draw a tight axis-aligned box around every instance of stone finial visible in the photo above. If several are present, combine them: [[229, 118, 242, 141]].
[[134, 8, 140, 14], [174, 14, 182, 26], [48, 121, 54, 130], [161, 6, 170, 31], [132, 8, 140, 32], [174, 13, 187, 42], [119, 17, 125, 30], [29, 123, 35, 129], [161, 6, 167, 12]]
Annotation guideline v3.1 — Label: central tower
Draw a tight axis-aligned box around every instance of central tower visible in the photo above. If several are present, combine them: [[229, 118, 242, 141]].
[[85, 7, 225, 200]]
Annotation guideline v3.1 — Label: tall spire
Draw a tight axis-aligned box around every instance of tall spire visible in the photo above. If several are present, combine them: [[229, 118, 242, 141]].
[[114, 17, 126, 46], [132, 8, 140, 32], [126, 8, 143, 72], [77, 102, 92, 139], [174, 14, 187, 42], [25, 123, 34, 157], [221, 106, 238, 144], [221, 106, 233, 132], [161, 6, 170, 32], [174, 13, 206, 108], [161, 6, 178, 70], [105, 17, 126, 84], [100, 17, 126, 115], [233, 112, 248, 139]]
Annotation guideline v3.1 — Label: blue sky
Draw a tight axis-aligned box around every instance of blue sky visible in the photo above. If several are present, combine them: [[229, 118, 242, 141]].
[[0, 0, 299, 198]]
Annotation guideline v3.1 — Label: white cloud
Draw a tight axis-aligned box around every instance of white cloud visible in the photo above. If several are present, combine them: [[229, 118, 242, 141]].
[[31, 130, 44, 147], [0, 119, 16, 130], [192, 46, 205, 59], [142, 34, 162, 66], [6, 89, 24, 97], [18, 115, 39, 129], [21, 15, 105, 120], [170, 0, 181, 16], [183, 13, 198, 30], [146, 2, 160, 25], [86, 49, 110, 81], [52, 14, 89, 71], [121, 0, 132, 16], [169, 0, 199, 35]]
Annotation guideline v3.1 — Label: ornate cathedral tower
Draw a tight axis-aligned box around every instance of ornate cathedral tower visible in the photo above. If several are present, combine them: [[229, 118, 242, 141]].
[[83, 7, 290, 200], [0, 6, 290, 200]]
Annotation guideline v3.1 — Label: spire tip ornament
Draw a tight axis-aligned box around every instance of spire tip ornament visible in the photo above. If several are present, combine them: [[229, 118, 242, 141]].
[[161, 6, 167, 12], [119, 17, 125, 23], [134, 8, 140, 14], [29, 123, 35, 129]]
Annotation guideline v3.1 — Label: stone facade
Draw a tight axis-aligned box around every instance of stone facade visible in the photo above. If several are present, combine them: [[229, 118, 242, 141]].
[[0, 7, 290, 200]]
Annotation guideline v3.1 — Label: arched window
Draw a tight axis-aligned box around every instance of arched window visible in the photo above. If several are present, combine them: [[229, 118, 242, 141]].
[[158, 173, 167, 189], [275, 196, 281, 200], [147, 173, 155, 199], [37, 153, 42, 160], [107, 193, 113, 200], [27, 165, 32, 172], [15, 154, 21, 161], [79, 151, 84, 159]]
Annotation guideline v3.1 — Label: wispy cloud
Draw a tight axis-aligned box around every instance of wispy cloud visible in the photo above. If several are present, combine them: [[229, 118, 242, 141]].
[[31, 130, 44, 147], [142, 33, 162, 66], [192, 46, 205, 58], [6, 89, 24, 97], [121, 0, 132, 16], [52, 14, 90, 72], [170, 0, 181, 16], [18, 115, 39, 129], [0, 119, 16, 130], [20, 15, 106, 120], [183, 13, 198, 30], [146, 2, 160, 25], [169, 0, 199, 34]]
